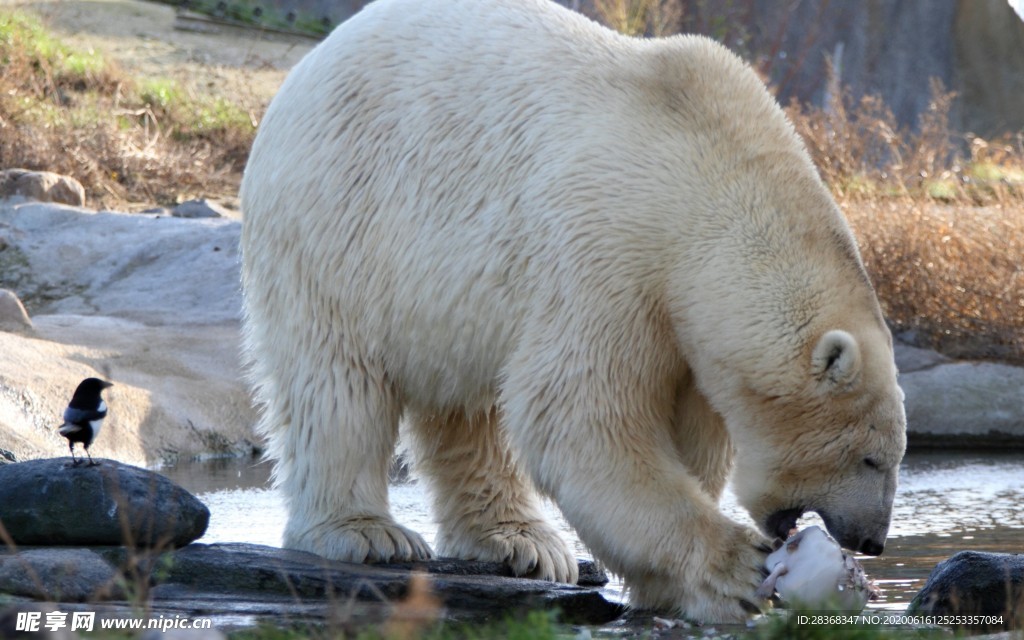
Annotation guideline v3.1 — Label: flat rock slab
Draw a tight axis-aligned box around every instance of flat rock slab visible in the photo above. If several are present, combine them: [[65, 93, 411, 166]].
[[0, 201, 240, 324], [908, 550, 1024, 630], [0, 543, 622, 626], [151, 543, 622, 625], [0, 458, 208, 547], [900, 362, 1024, 447], [384, 556, 608, 587], [0, 548, 121, 602]]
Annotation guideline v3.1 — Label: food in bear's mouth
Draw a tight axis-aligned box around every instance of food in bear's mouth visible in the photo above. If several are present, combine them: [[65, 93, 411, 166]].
[[765, 506, 804, 540], [756, 525, 880, 611]]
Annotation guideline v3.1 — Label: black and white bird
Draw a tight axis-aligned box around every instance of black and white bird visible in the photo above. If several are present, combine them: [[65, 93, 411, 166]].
[[58, 377, 113, 466]]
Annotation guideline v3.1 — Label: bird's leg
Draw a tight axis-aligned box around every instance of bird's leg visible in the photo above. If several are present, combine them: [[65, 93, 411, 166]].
[[756, 563, 789, 599], [85, 447, 98, 467], [69, 442, 79, 465]]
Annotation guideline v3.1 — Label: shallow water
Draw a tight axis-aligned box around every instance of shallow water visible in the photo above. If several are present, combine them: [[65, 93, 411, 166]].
[[160, 451, 1024, 611]]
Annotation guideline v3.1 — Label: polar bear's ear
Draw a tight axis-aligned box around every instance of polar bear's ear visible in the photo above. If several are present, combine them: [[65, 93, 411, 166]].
[[812, 330, 862, 392]]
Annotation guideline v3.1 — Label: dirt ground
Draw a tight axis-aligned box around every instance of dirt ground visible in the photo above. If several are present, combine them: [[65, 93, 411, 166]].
[[1, 0, 314, 115]]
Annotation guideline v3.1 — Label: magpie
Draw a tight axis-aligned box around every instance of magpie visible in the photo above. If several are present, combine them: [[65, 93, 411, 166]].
[[58, 377, 113, 466]]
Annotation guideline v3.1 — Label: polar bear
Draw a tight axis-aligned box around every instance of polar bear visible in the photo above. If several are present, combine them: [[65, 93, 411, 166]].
[[240, 0, 906, 622]]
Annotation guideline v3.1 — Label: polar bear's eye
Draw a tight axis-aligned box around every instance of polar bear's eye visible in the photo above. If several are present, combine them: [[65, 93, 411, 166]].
[[863, 457, 880, 470]]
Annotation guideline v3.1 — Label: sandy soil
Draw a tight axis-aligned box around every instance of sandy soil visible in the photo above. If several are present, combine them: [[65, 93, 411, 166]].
[[1, 0, 315, 114]]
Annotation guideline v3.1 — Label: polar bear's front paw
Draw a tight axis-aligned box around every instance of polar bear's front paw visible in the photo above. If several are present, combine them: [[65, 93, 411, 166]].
[[287, 515, 434, 564], [687, 524, 772, 621], [440, 520, 578, 583]]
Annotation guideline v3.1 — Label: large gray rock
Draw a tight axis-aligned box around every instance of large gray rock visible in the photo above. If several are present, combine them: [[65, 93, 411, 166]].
[[149, 543, 621, 625], [900, 361, 1024, 447], [0, 548, 120, 602], [0, 458, 209, 547], [893, 342, 951, 373], [0, 170, 85, 207], [907, 551, 1024, 631], [704, 0, 1024, 136], [0, 202, 240, 324]]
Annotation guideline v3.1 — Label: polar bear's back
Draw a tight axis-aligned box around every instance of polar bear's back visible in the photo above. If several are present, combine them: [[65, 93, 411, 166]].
[[240, 0, 837, 409], [242, 0, 790, 276], [243, 0, 639, 407]]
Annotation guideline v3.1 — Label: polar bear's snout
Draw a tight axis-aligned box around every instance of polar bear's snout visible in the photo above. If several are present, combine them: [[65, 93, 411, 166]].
[[815, 463, 898, 556], [766, 505, 891, 556], [761, 452, 899, 556], [819, 509, 891, 556]]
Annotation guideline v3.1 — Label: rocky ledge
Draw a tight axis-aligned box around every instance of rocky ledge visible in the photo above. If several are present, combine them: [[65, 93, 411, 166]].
[[896, 343, 1024, 448], [0, 543, 620, 627], [0, 457, 619, 627], [0, 197, 255, 465]]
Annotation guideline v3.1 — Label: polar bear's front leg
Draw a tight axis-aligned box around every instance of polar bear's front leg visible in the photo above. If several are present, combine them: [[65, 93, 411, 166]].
[[406, 407, 577, 583], [268, 349, 433, 564], [501, 321, 771, 622], [513, 411, 768, 620]]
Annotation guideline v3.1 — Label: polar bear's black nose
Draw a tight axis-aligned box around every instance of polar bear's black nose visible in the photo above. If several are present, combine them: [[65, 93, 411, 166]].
[[859, 538, 885, 556]]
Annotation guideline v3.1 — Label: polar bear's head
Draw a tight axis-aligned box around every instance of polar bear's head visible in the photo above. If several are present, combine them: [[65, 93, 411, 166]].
[[731, 325, 906, 555]]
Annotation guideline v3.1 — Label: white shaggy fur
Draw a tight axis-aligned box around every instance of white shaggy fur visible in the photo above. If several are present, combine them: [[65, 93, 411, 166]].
[[240, 0, 906, 622]]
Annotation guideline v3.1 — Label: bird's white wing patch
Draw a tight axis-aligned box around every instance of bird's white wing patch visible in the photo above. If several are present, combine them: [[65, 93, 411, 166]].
[[58, 423, 83, 436]]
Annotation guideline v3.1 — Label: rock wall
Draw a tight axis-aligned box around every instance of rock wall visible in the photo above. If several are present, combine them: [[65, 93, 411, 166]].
[[747, 0, 1024, 136], [953, 0, 1024, 135], [0, 199, 257, 465]]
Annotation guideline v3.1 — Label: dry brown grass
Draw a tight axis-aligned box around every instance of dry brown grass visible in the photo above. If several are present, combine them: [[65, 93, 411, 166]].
[[845, 201, 1024, 362], [591, 0, 682, 37], [0, 10, 255, 209], [788, 79, 1024, 205], [786, 81, 1024, 362]]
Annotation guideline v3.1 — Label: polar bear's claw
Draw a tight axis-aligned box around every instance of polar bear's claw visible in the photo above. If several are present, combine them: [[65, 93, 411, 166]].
[[507, 526, 578, 583], [289, 516, 434, 564], [647, 523, 771, 622], [441, 520, 578, 584], [738, 598, 763, 615], [706, 527, 773, 619]]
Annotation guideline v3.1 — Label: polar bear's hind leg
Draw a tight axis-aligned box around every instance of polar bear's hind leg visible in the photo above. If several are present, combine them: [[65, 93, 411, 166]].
[[407, 406, 578, 583], [273, 343, 433, 564]]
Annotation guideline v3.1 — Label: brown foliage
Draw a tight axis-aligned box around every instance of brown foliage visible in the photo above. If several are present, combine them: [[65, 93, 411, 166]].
[[0, 11, 254, 209], [785, 77, 1024, 362], [846, 201, 1024, 362]]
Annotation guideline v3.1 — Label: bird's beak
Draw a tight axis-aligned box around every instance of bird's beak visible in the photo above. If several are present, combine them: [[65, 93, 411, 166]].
[[102, 381, 114, 388]]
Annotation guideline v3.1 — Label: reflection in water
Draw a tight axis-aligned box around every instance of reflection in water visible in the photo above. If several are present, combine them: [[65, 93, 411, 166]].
[[161, 452, 1024, 609]]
